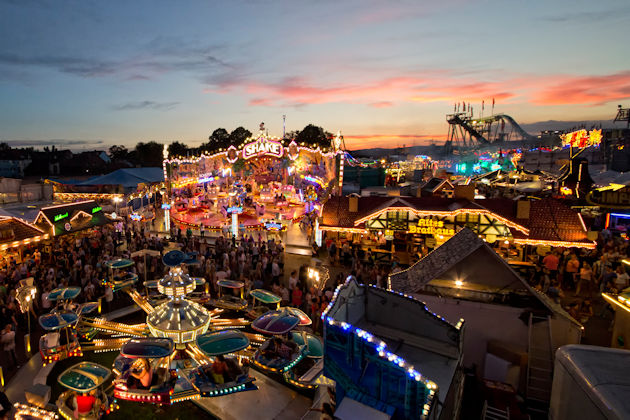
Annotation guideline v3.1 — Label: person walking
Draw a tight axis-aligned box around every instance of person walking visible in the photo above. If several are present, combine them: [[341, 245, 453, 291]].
[[1, 324, 18, 369]]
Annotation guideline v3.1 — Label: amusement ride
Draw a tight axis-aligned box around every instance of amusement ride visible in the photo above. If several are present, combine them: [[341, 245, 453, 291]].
[[22, 248, 325, 419]]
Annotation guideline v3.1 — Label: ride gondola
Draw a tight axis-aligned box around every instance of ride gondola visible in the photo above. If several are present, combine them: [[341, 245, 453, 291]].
[[104, 259, 138, 292], [189, 330, 257, 397], [39, 310, 82, 365], [56, 362, 116, 420], [210, 280, 248, 311], [246, 289, 281, 320], [112, 338, 177, 405], [251, 308, 306, 374]]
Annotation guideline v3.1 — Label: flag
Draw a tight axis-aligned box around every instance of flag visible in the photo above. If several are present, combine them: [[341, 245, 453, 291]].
[[492, 97, 495, 107], [482, 100, 485, 110]]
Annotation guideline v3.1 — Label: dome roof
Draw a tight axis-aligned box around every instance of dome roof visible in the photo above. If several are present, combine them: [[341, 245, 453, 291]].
[[147, 300, 211, 344]]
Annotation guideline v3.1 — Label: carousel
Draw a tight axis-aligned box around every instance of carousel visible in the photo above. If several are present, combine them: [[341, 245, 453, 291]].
[[164, 124, 343, 237]]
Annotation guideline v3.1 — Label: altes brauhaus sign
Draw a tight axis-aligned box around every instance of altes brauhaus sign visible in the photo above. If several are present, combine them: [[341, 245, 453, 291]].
[[242, 135, 283, 160], [407, 218, 455, 236]]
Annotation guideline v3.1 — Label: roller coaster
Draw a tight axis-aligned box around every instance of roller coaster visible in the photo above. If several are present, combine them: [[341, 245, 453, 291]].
[[444, 111, 536, 154]]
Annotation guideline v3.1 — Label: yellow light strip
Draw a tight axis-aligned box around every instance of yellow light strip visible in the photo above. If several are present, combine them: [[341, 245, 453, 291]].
[[318, 226, 368, 234], [512, 238, 596, 249], [602, 293, 630, 314], [70, 210, 92, 223]]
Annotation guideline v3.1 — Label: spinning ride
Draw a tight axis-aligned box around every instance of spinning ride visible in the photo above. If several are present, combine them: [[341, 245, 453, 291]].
[[165, 125, 343, 235]]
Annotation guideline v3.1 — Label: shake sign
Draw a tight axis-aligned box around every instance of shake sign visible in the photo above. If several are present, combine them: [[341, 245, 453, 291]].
[[242, 136, 284, 160]]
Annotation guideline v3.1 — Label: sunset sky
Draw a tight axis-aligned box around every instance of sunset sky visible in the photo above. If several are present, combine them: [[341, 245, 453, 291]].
[[1, 0, 629, 150]]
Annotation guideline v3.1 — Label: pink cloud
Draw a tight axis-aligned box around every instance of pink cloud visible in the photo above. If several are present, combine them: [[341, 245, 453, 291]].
[[205, 70, 630, 109], [530, 71, 630, 105]]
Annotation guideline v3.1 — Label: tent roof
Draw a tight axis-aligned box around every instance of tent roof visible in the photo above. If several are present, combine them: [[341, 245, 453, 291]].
[[78, 167, 163, 188]]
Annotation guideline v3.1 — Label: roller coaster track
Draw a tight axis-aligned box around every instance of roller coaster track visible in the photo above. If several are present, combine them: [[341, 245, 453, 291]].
[[447, 114, 490, 144], [475, 113, 536, 141], [446, 112, 535, 147]]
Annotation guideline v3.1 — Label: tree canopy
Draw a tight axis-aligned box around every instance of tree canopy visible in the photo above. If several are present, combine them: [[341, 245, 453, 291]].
[[134, 141, 164, 166]]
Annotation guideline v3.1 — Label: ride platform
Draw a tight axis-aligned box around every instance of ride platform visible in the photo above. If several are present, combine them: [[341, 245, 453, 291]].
[[192, 369, 311, 420]]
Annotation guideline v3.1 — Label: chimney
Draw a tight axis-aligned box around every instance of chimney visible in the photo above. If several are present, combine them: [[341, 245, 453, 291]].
[[349, 196, 359, 212], [516, 200, 530, 219]]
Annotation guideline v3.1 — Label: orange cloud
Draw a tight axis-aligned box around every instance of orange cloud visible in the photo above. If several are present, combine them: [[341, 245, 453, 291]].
[[530, 71, 630, 105], [206, 70, 630, 109]]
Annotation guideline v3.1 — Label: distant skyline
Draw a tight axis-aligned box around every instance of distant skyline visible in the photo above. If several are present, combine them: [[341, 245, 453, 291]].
[[1, 0, 629, 150]]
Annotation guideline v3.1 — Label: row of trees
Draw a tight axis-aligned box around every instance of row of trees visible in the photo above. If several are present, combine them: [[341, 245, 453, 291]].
[[106, 124, 334, 166]]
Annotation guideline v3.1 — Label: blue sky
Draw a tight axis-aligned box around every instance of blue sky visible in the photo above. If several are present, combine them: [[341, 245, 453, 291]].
[[1, 0, 629, 150]]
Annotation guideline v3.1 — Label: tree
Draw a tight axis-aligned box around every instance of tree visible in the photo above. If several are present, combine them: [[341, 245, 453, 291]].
[[168, 141, 188, 157], [295, 124, 330, 148], [134, 141, 164, 166], [201, 128, 230, 152], [108, 145, 129, 160], [228, 127, 252, 146]]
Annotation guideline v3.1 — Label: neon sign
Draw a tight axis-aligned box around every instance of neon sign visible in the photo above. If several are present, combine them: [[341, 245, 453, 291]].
[[561, 129, 602, 148], [54, 212, 68, 222], [242, 135, 283, 160], [265, 222, 283, 231], [408, 218, 455, 236], [161, 203, 171, 210], [227, 206, 243, 214], [91, 206, 102, 213]]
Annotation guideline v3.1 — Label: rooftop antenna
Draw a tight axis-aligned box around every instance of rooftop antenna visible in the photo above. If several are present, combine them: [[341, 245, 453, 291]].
[[283, 114, 286, 138]]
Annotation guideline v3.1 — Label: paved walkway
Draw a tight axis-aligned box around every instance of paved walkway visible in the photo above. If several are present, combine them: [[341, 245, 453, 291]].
[[194, 371, 311, 420]]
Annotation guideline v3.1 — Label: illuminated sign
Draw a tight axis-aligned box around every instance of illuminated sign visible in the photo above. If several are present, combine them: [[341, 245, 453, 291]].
[[242, 136, 284, 160], [161, 203, 171, 210], [54, 212, 68, 222], [91, 206, 102, 213], [130, 213, 142, 221], [561, 129, 602, 148], [265, 222, 283, 231], [587, 186, 630, 208], [408, 218, 455, 236], [227, 206, 243, 214]]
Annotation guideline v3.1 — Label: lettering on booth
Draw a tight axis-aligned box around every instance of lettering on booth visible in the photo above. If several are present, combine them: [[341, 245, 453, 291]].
[[408, 218, 455, 236]]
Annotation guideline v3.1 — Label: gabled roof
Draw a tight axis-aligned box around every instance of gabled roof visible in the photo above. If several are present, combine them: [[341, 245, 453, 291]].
[[0, 217, 47, 248], [321, 196, 594, 248], [35, 200, 112, 236], [389, 228, 581, 326], [422, 178, 453, 193]]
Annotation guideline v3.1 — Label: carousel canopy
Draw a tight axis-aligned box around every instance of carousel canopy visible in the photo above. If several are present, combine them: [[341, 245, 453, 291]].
[[77, 302, 99, 316], [58, 362, 111, 392], [162, 250, 186, 267], [249, 289, 281, 304], [146, 300, 211, 344], [105, 258, 134, 269], [47, 287, 81, 302], [196, 330, 250, 356], [39, 311, 79, 330], [285, 307, 312, 326], [217, 279, 244, 289], [291, 331, 323, 358], [121, 338, 174, 359], [252, 308, 301, 335]]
